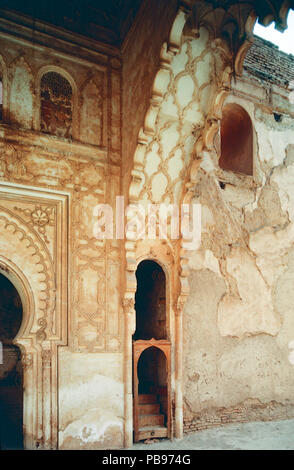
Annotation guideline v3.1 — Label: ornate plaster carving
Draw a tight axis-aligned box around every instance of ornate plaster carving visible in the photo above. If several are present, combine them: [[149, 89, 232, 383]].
[[0, 182, 68, 449]]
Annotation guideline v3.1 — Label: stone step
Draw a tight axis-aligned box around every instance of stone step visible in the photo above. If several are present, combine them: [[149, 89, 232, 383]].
[[139, 413, 165, 427], [138, 425, 168, 441], [138, 403, 160, 415], [138, 394, 157, 404]]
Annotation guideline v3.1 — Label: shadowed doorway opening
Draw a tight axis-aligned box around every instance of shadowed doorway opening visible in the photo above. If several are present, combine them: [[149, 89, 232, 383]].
[[0, 273, 23, 450], [133, 260, 167, 341], [133, 260, 171, 442]]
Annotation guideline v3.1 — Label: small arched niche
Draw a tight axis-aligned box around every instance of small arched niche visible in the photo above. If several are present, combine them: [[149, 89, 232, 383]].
[[40, 71, 73, 138], [0, 273, 23, 449], [133, 260, 167, 341], [133, 344, 170, 442], [219, 103, 253, 175], [137, 346, 167, 398]]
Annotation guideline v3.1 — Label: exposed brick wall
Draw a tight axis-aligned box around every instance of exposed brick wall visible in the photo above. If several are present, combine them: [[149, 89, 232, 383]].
[[183, 400, 294, 434], [244, 35, 294, 88]]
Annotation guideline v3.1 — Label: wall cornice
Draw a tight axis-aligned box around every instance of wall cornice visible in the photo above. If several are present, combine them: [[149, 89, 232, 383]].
[[0, 124, 109, 165]]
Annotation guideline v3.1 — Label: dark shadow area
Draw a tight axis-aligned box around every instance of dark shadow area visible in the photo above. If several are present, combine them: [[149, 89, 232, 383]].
[[0, 273, 23, 450], [133, 260, 166, 341], [137, 346, 168, 424]]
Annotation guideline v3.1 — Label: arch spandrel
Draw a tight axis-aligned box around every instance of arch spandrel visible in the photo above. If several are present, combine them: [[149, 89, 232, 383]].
[[0, 207, 54, 340]]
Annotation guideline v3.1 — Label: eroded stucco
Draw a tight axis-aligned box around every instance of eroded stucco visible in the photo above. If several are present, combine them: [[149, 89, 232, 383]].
[[0, 0, 294, 450]]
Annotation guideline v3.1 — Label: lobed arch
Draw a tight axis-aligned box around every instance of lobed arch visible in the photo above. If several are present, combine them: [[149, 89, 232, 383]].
[[0, 208, 56, 449], [0, 267, 25, 449], [0, 183, 69, 449], [123, 0, 294, 448], [0, 257, 33, 449], [0, 256, 35, 345]]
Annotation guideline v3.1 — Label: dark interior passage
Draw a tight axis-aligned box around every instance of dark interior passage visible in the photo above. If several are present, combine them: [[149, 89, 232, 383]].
[[133, 260, 166, 341], [0, 273, 23, 450], [137, 346, 168, 424], [138, 346, 167, 394]]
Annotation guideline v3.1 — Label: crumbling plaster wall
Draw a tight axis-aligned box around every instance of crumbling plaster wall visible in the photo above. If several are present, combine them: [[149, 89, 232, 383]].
[[126, 16, 294, 430], [0, 34, 124, 449], [183, 76, 294, 429], [1, 6, 294, 447]]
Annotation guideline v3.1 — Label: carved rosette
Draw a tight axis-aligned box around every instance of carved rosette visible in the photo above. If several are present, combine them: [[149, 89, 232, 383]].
[[14, 205, 55, 244]]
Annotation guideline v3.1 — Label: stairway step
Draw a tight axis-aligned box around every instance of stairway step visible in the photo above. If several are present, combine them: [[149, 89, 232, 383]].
[[138, 426, 168, 441], [138, 403, 160, 415], [150, 386, 167, 396], [138, 394, 157, 404], [139, 413, 165, 427]]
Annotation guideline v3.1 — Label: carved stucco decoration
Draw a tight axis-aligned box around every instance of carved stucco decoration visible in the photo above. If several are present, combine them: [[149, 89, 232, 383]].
[[123, 0, 294, 447], [0, 39, 120, 357], [0, 143, 29, 180], [181, 0, 294, 73], [13, 205, 55, 244], [0, 208, 54, 340], [181, 1, 294, 36], [0, 183, 68, 449], [0, 136, 122, 355], [123, 6, 230, 448], [71, 181, 122, 353], [125, 0, 294, 337]]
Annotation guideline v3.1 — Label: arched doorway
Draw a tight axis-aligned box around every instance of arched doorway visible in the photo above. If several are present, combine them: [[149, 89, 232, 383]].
[[0, 273, 23, 449], [134, 260, 167, 341], [132, 260, 171, 442]]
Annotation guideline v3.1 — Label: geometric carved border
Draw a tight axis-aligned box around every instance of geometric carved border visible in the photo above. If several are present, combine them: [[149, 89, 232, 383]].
[[0, 181, 69, 449]]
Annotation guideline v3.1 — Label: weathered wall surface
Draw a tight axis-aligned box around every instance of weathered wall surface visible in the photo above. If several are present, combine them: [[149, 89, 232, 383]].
[[124, 16, 294, 432], [0, 32, 124, 449], [58, 351, 124, 449], [183, 73, 294, 431], [1, 3, 294, 448]]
